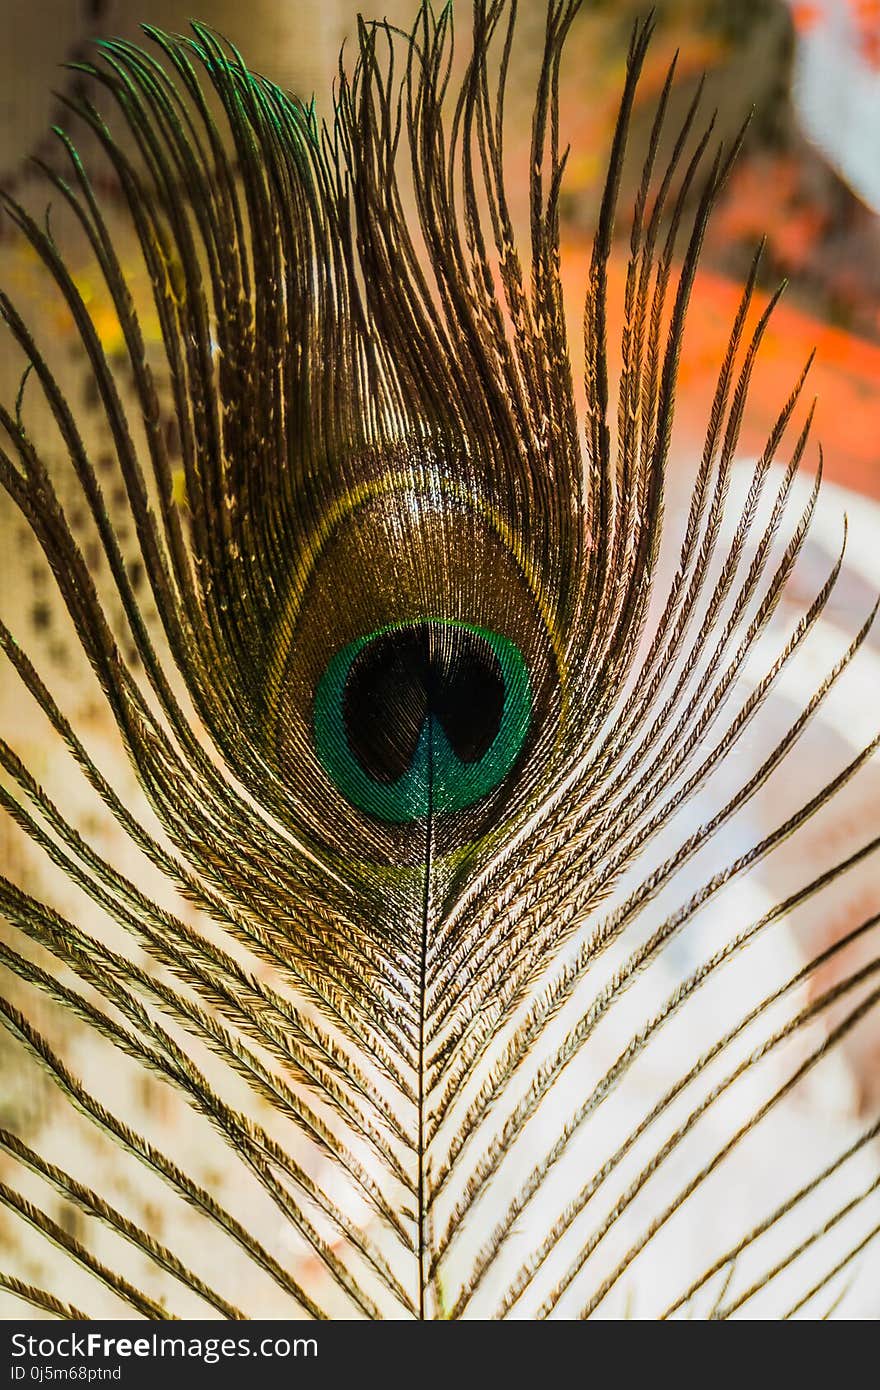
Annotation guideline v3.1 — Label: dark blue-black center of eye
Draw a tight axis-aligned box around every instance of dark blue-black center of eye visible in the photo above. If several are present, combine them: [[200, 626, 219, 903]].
[[313, 618, 532, 823], [342, 623, 505, 783]]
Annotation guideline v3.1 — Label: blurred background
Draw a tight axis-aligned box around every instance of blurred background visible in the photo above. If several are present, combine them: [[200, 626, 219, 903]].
[[0, 0, 878, 1318]]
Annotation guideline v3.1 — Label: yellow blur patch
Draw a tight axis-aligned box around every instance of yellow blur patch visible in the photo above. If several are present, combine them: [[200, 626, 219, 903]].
[[171, 468, 188, 509]]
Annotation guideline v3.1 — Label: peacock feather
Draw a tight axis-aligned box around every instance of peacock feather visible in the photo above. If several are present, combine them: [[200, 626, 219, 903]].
[[0, 0, 878, 1320]]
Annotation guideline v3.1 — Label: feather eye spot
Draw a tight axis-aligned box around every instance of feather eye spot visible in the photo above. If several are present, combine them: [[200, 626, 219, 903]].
[[313, 620, 532, 822]]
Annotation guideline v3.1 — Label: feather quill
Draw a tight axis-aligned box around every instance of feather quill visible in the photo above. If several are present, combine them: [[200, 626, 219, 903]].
[[0, 0, 878, 1319]]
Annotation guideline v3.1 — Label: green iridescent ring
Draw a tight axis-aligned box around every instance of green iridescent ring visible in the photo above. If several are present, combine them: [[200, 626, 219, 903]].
[[313, 620, 532, 823]]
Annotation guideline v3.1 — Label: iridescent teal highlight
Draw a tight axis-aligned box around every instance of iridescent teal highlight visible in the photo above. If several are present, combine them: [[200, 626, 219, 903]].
[[313, 620, 532, 822]]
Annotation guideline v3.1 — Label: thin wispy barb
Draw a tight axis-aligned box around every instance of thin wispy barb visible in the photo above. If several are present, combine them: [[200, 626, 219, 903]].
[[0, 0, 877, 1319]]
